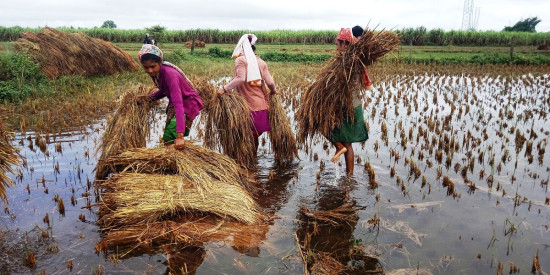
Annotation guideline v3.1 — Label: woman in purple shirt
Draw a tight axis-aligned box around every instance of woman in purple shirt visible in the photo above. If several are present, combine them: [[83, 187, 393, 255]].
[[138, 44, 204, 150]]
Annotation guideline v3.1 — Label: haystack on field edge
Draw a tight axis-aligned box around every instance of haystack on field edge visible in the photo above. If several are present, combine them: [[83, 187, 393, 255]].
[[13, 27, 139, 79]]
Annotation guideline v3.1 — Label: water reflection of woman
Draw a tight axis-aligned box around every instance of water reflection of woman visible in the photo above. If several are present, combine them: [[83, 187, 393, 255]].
[[330, 26, 372, 177], [296, 178, 383, 274]]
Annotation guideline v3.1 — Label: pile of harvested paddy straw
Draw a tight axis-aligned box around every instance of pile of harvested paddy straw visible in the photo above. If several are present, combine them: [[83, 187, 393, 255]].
[[268, 94, 299, 164], [296, 29, 400, 143], [13, 27, 139, 79], [97, 172, 259, 227], [94, 84, 157, 183], [0, 118, 20, 206], [97, 145, 262, 250], [102, 146, 253, 194], [192, 78, 257, 169]]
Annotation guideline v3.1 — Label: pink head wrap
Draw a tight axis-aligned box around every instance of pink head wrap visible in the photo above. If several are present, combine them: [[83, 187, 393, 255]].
[[138, 44, 163, 62], [336, 28, 357, 43]]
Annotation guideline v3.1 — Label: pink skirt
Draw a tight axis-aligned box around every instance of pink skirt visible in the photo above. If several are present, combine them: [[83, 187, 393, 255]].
[[251, 110, 271, 135]]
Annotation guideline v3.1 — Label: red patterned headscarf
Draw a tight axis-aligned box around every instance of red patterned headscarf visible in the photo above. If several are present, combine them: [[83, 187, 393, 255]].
[[336, 28, 357, 43]]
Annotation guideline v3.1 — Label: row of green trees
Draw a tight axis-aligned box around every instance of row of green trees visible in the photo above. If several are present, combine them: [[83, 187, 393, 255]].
[[1, 26, 549, 46]]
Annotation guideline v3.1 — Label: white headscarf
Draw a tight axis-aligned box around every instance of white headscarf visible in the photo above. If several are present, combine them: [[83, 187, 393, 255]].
[[232, 34, 262, 87]]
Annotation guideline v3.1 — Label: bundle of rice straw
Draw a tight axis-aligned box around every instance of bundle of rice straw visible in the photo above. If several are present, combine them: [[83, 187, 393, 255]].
[[0, 118, 20, 206], [189, 76, 216, 111], [102, 145, 253, 194], [268, 94, 298, 164], [193, 79, 256, 169], [97, 172, 261, 228], [296, 29, 400, 143], [299, 201, 363, 227], [13, 27, 139, 79], [103, 215, 269, 253], [94, 84, 156, 183]]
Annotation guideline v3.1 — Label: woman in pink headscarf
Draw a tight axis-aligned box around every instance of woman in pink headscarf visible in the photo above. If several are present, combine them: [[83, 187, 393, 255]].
[[330, 26, 372, 177], [138, 44, 204, 150], [217, 34, 277, 155]]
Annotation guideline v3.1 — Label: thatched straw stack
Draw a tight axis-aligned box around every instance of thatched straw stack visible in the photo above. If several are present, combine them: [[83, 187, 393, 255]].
[[296, 29, 400, 143], [102, 145, 253, 193], [97, 172, 261, 228], [94, 84, 157, 182], [268, 94, 298, 164], [192, 78, 256, 169], [13, 27, 139, 79], [0, 118, 20, 206]]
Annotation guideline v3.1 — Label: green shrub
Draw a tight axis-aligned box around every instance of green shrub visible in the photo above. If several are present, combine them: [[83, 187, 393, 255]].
[[260, 52, 331, 63], [208, 47, 232, 58], [0, 52, 49, 102]]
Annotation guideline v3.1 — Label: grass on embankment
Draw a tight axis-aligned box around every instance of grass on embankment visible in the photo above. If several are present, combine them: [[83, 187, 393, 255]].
[[1, 41, 550, 132]]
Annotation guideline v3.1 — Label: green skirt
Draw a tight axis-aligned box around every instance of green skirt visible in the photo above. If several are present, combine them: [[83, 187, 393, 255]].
[[163, 118, 190, 143], [330, 105, 368, 143]]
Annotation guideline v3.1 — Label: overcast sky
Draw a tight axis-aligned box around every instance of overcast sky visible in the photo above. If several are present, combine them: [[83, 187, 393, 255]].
[[2, 0, 549, 32]]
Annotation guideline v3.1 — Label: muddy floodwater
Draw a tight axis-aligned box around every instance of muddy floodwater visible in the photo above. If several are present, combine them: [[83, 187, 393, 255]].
[[1, 72, 550, 274]]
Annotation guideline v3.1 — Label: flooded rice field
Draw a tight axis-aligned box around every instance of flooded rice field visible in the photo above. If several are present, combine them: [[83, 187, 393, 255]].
[[1, 72, 550, 274]]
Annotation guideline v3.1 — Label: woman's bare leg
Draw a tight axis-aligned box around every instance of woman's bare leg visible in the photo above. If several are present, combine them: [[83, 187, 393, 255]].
[[343, 142, 354, 176], [331, 141, 347, 163], [253, 133, 260, 156]]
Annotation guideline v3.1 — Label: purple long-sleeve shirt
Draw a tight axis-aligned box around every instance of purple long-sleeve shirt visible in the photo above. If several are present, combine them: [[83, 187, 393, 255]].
[[149, 65, 204, 133]]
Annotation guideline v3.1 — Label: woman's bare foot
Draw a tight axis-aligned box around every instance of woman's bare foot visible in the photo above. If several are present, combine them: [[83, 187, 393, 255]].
[[331, 147, 347, 163]]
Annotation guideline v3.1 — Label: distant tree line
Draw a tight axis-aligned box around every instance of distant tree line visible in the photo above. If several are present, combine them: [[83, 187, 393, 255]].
[[503, 17, 541, 32]]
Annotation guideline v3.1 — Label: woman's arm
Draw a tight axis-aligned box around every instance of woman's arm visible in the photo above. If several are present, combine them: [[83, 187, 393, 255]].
[[223, 58, 247, 91], [262, 64, 276, 94], [149, 89, 165, 100]]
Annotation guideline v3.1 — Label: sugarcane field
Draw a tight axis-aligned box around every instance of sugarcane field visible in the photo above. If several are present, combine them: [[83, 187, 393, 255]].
[[0, 20, 550, 275]]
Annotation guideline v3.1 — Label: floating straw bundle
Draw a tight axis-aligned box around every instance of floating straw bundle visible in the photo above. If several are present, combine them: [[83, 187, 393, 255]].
[[268, 94, 298, 164], [310, 252, 345, 275], [103, 145, 253, 194], [0, 118, 20, 206], [299, 201, 363, 226], [94, 84, 157, 182], [296, 29, 400, 143], [14, 27, 139, 79], [97, 172, 261, 228]]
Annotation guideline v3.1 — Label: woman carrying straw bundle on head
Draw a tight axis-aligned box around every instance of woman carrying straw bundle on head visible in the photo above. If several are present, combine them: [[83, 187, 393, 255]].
[[138, 44, 204, 150], [330, 26, 372, 176], [217, 34, 277, 155]]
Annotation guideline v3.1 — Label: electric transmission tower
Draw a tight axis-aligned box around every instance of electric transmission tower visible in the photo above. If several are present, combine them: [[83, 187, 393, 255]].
[[462, 0, 480, 31]]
